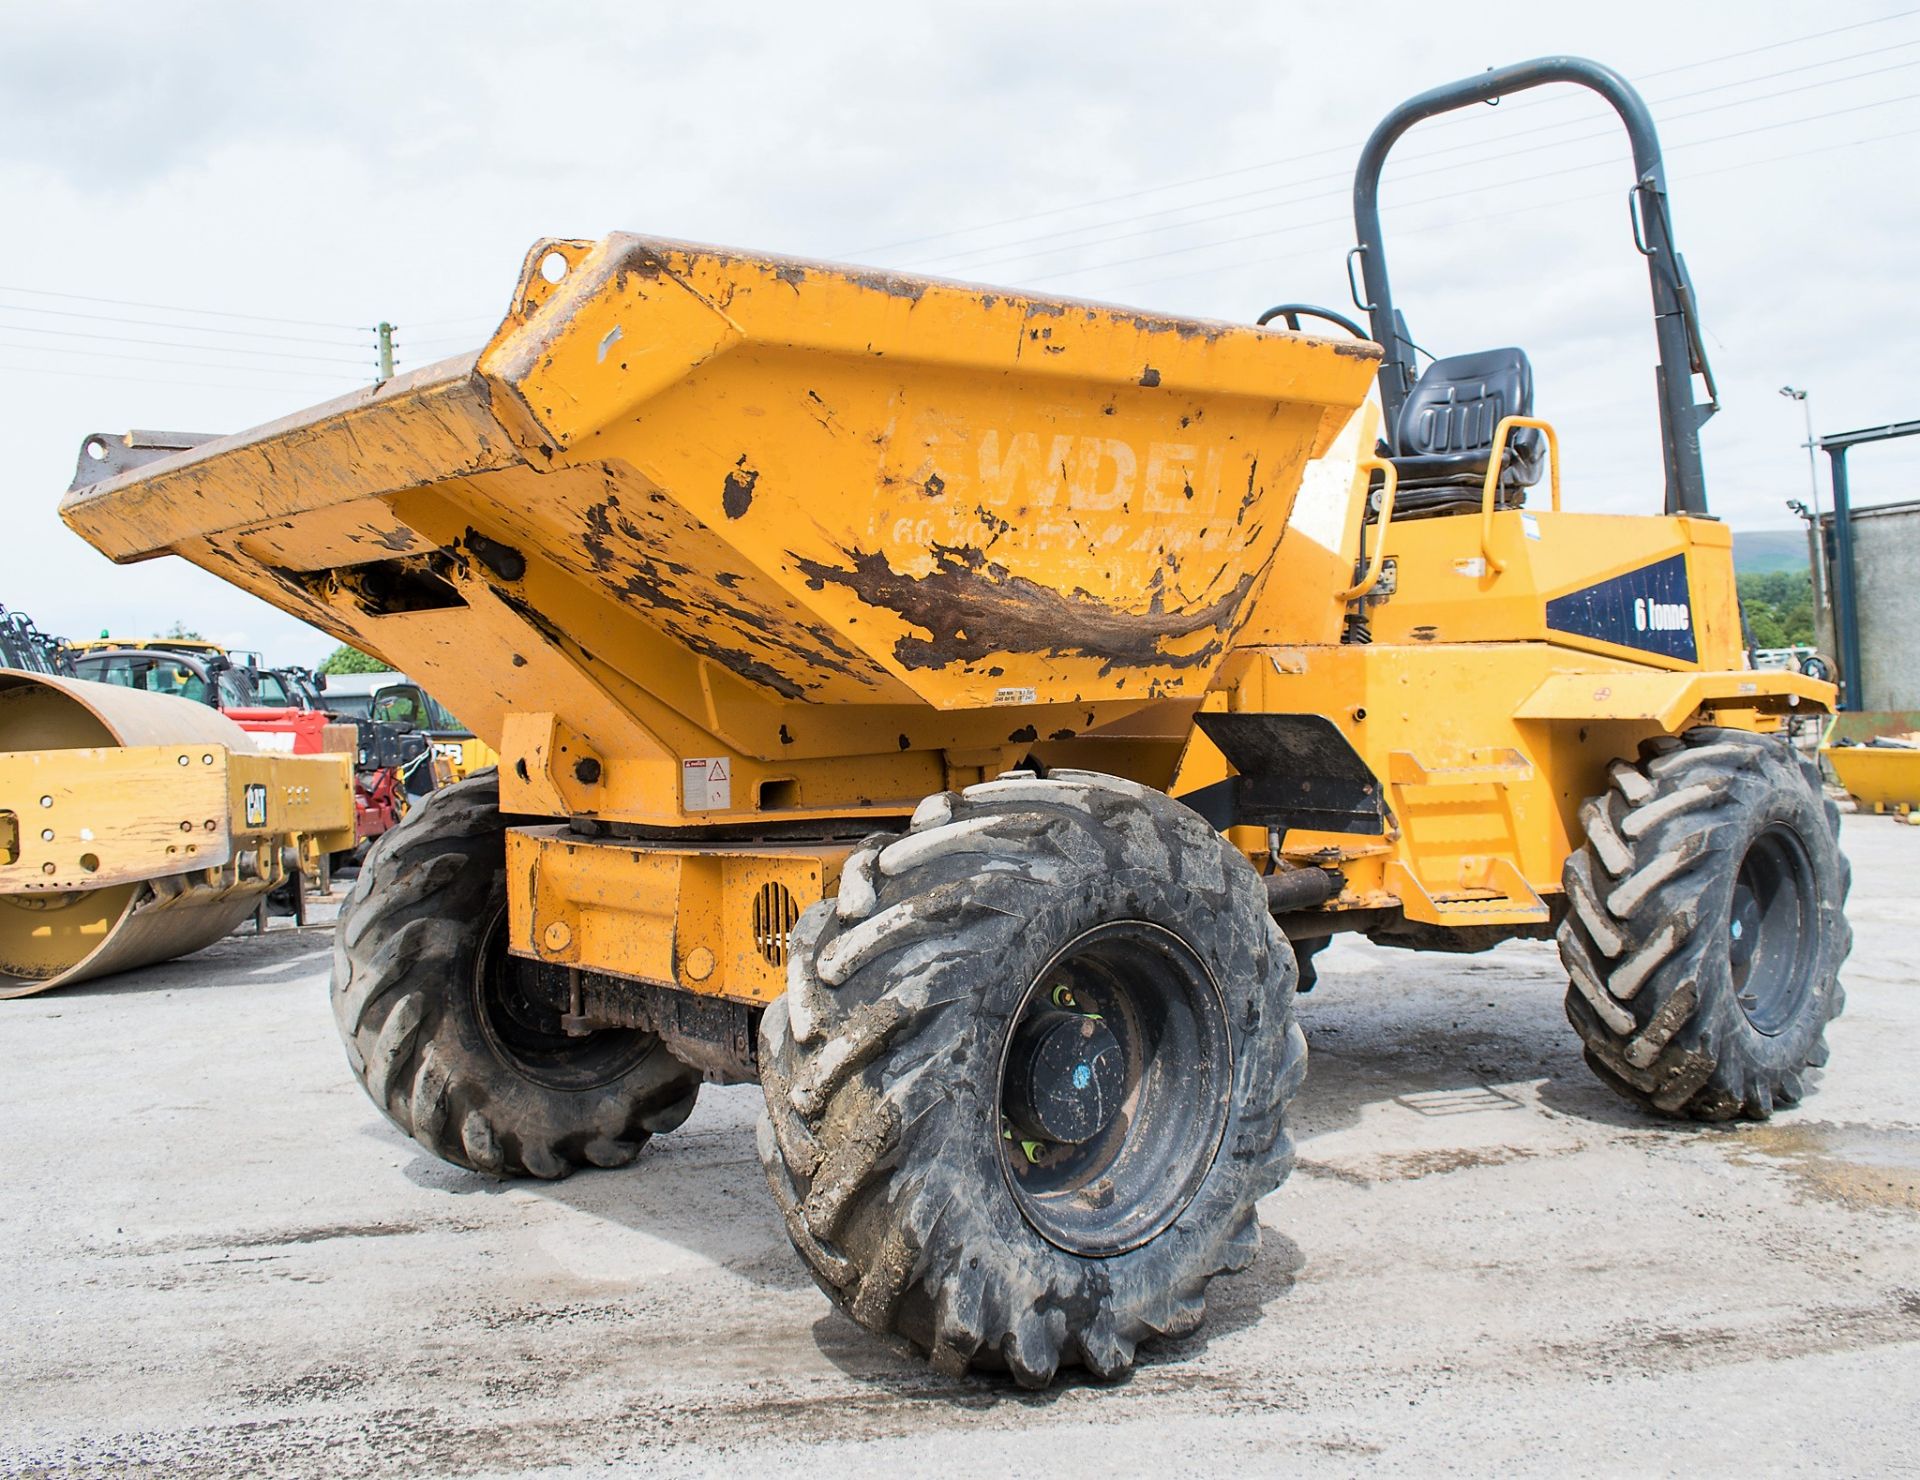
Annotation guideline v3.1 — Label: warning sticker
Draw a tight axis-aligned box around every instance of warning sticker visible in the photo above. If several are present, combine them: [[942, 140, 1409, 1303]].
[[683, 757, 732, 812]]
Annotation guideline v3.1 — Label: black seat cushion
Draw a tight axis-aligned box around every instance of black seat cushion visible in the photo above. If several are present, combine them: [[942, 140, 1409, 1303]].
[[1388, 347, 1543, 490]]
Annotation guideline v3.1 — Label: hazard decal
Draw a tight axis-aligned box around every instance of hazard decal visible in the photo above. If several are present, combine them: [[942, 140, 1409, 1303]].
[[682, 756, 732, 811], [1544, 553, 1697, 662]]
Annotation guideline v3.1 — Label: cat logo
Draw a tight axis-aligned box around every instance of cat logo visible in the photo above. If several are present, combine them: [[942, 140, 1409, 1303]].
[[243, 782, 268, 828]]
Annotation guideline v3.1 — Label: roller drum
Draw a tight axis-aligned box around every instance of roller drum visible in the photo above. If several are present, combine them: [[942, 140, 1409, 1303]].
[[0, 671, 266, 997]]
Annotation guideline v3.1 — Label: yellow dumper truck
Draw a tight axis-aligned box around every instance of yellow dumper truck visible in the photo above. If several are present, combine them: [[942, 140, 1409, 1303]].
[[59, 58, 1850, 1383]]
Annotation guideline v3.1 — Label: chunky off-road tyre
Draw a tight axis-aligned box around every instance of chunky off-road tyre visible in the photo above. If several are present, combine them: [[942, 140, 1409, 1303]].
[[757, 769, 1306, 1386], [332, 769, 700, 1178], [1559, 727, 1851, 1121]]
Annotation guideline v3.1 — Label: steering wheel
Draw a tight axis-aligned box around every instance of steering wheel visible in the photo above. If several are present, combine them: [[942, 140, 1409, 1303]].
[[1256, 303, 1370, 339]]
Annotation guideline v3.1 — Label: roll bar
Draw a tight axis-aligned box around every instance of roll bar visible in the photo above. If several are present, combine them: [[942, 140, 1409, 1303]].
[[1351, 56, 1719, 515]]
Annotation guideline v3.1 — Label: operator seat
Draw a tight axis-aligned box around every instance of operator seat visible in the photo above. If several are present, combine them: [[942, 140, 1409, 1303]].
[[1384, 347, 1544, 515]]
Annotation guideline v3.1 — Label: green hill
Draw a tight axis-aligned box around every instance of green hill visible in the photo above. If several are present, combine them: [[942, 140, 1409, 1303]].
[[1732, 529, 1810, 575]]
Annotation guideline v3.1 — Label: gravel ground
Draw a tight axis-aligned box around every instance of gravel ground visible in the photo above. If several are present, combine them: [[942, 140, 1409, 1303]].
[[3, 815, 1916, 1478]]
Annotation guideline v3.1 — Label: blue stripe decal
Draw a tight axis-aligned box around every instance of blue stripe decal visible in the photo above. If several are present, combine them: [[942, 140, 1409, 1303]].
[[1544, 554, 1697, 661]]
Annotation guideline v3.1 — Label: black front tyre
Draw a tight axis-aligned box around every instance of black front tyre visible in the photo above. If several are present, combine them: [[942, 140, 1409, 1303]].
[[332, 770, 701, 1178], [1558, 727, 1852, 1120], [757, 770, 1305, 1386]]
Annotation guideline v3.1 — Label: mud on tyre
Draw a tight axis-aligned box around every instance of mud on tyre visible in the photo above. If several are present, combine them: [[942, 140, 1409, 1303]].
[[757, 769, 1306, 1386], [332, 769, 700, 1178], [1559, 727, 1851, 1121]]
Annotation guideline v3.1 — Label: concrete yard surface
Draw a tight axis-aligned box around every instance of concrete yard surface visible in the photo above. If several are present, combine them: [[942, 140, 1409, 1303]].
[[3, 816, 1917, 1478]]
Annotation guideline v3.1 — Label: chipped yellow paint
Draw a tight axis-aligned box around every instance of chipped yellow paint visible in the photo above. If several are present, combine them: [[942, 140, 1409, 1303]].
[[61, 234, 1377, 829]]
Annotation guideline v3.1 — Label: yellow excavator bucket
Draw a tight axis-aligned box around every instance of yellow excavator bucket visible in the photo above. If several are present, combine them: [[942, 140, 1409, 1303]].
[[63, 237, 1377, 755]]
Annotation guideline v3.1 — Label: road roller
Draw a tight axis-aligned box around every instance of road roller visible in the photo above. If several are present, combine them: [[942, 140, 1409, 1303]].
[[1, 669, 355, 997]]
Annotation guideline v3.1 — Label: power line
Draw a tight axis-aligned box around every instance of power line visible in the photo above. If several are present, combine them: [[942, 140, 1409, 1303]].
[[899, 42, 1920, 274], [0, 318, 373, 367], [400, 314, 498, 332], [400, 336, 489, 354], [1009, 89, 1920, 288], [0, 360, 362, 394], [912, 58, 1920, 283], [839, 8, 1920, 261], [1096, 118, 1920, 299], [0, 282, 365, 332], [0, 337, 369, 381], [1634, 6, 1916, 81], [0, 299, 368, 349]]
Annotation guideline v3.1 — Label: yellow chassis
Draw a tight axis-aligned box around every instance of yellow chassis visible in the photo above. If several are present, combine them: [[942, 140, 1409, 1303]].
[[504, 651, 1826, 1003], [506, 487, 1832, 1004]]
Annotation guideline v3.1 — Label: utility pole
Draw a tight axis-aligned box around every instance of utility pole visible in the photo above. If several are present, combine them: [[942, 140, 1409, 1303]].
[[375, 322, 395, 386], [1779, 385, 1826, 618]]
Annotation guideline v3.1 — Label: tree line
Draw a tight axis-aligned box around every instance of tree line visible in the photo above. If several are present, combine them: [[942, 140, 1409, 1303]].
[[1739, 571, 1817, 650]]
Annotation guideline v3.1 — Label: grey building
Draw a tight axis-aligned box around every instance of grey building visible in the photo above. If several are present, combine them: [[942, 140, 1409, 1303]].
[[1809, 497, 1920, 712]]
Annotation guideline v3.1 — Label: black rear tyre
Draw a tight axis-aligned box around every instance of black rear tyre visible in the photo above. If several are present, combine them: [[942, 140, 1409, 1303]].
[[331, 770, 700, 1178], [1558, 727, 1851, 1120], [757, 770, 1305, 1386]]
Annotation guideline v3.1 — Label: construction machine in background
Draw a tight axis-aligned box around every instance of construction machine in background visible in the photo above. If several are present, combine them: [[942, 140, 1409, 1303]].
[[0, 659, 355, 998], [58, 58, 1850, 1384], [370, 680, 498, 784], [70, 638, 429, 853], [0, 606, 75, 677], [313, 668, 404, 720]]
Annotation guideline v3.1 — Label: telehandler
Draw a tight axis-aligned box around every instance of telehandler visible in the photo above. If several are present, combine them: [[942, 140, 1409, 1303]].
[[61, 58, 1850, 1384]]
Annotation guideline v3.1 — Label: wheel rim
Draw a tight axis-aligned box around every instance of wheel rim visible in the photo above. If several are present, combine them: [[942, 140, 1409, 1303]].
[[996, 921, 1233, 1258], [1728, 823, 1818, 1037], [471, 904, 653, 1091]]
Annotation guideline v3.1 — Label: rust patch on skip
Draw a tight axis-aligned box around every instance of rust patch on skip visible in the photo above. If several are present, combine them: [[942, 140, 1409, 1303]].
[[790, 543, 1250, 675], [767, 258, 929, 303], [582, 499, 618, 572], [722, 462, 758, 520], [569, 489, 876, 700]]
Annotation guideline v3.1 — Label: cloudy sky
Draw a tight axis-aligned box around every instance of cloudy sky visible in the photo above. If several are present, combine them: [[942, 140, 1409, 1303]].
[[3, 1, 1914, 663]]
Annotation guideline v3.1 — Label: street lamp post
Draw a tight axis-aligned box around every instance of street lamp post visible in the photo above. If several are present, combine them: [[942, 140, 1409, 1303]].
[[1779, 385, 1828, 623]]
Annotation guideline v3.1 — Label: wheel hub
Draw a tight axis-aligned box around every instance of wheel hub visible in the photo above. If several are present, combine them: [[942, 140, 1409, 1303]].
[[1729, 822, 1818, 1037], [996, 921, 1232, 1258], [472, 903, 654, 1091], [1003, 1009, 1125, 1145]]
